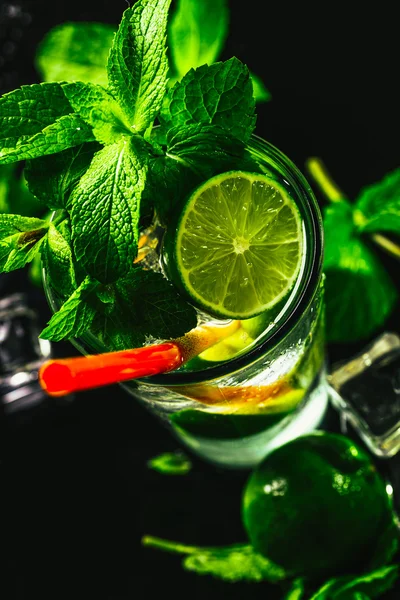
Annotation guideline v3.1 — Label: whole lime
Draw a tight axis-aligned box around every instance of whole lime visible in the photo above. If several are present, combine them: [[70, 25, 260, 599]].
[[242, 432, 393, 578]]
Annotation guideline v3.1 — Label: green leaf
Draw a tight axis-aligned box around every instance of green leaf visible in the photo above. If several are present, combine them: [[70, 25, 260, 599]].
[[24, 142, 101, 209], [0, 213, 49, 271], [35, 22, 115, 85], [309, 565, 399, 599], [0, 83, 72, 157], [107, 0, 171, 132], [354, 168, 400, 235], [142, 123, 248, 225], [141, 151, 201, 226], [323, 201, 398, 343], [40, 275, 98, 341], [251, 72, 272, 103], [70, 138, 148, 283], [168, 0, 229, 78], [142, 537, 286, 583], [42, 220, 77, 297], [147, 452, 192, 475], [160, 58, 256, 142], [62, 82, 131, 145], [92, 267, 198, 350], [0, 114, 95, 165], [166, 123, 245, 176]]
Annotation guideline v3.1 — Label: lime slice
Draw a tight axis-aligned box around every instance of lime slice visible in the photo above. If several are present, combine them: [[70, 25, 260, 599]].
[[166, 171, 304, 319], [199, 326, 254, 362]]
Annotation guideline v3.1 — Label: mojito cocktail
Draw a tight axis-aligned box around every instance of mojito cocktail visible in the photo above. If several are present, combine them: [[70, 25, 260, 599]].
[[44, 135, 327, 468], [0, 0, 327, 467]]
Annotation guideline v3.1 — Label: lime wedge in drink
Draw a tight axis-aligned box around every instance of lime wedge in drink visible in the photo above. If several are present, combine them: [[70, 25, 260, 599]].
[[164, 171, 304, 319]]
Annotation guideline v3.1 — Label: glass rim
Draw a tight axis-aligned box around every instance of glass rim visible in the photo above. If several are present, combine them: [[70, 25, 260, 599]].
[[43, 135, 324, 386]]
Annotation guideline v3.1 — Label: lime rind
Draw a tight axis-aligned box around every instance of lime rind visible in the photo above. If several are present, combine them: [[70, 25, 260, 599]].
[[174, 171, 304, 319]]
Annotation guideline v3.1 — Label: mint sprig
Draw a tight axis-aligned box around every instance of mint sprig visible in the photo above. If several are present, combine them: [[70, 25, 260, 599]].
[[0, 0, 256, 346], [142, 537, 287, 583], [143, 534, 399, 598], [306, 158, 399, 343]]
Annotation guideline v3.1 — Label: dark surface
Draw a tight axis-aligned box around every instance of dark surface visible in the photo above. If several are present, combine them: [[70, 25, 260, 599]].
[[1, 1, 400, 598]]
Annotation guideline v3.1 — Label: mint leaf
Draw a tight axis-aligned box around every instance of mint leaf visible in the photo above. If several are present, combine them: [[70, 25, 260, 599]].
[[309, 565, 399, 599], [92, 268, 198, 350], [251, 72, 272, 103], [142, 123, 248, 225], [40, 275, 98, 341], [147, 452, 192, 475], [42, 220, 76, 297], [0, 213, 47, 237], [166, 123, 245, 176], [168, 0, 229, 78], [142, 537, 286, 583], [141, 152, 201, 226], [0, 114, 94, 165], [354, 168, 400, 235], [0, 83, 72, 157], [70, 138, 147, 283], [107, 0, 171, 132], [62, 82, 131, 145], [36, 22, 115, 86], [24, 142, 101, 209], [160, 57, 256, 142], [0, 213, 48, 271], [323, 201, 398, 343]]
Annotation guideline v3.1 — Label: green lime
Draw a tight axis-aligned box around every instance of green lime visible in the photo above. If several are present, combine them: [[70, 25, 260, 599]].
[[242, 432, 393, 578], [164, 171, 304, 319]]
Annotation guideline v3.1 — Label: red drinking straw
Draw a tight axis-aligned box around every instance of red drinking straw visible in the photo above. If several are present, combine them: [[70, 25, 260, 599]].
[[39, 321, 239, 397]]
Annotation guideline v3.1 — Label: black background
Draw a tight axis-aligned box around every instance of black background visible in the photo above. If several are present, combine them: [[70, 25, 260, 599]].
[[1, 1, 400, 598]]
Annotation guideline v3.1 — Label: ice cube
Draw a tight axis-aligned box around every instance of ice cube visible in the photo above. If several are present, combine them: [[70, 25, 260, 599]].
[[328, 332, 400, 458]]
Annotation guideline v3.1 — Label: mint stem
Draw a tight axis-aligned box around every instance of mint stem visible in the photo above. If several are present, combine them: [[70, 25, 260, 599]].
[[371, 233, 400, 260], [306, 156, 400, 261], [305, 157, 346, 203], [142, 535, 198, 555], [52, 210, 68, 227]]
